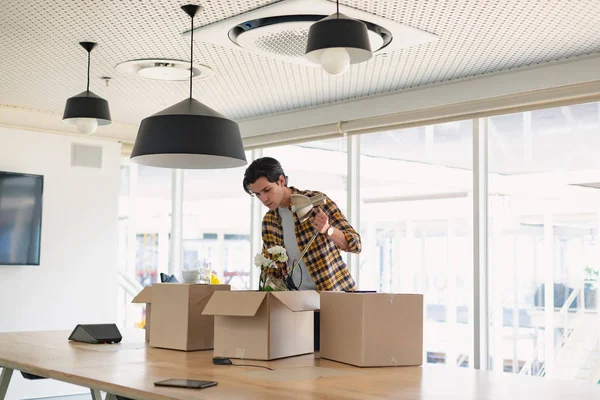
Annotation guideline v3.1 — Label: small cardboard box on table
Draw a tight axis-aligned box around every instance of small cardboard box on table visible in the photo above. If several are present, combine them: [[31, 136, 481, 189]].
[[320, 291, 423, 367], [203, 290, 320, 360], [131, 283, 230, 351]]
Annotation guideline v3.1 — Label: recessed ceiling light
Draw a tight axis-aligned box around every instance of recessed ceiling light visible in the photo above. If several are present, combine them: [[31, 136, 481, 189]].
[[229, 16, 388, 58], [186, 0, 437, 66], [115, 59, 214, 81]]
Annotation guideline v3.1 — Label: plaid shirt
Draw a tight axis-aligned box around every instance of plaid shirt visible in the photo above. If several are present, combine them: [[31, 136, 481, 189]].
[[261, 187, 361, 291]]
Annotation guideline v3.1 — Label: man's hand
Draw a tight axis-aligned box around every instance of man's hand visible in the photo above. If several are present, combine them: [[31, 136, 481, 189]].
[[312, 210, 330, 234]]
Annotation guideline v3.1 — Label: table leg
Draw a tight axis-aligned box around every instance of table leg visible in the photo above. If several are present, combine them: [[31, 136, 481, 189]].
[[90, 388, 103, 400], [0, 368, 14, 400], [105, 394, 117, 400]]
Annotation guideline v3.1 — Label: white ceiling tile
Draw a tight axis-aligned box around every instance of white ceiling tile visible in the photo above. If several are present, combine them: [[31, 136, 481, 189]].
[[0, 0, 599, 128]]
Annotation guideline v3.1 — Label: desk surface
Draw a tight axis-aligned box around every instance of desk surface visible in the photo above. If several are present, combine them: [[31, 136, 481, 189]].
[[1, 330, 600, 399]]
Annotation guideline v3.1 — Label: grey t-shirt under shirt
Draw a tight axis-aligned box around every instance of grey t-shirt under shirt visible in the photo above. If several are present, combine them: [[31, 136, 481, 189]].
[[278, 207, 317, 290]]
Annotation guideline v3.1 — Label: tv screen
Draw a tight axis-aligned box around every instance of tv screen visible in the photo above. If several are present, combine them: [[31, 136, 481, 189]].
[[0, 171, 44, 265]]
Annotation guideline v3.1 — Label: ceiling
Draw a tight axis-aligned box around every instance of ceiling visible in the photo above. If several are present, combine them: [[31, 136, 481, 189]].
[[1, 0, 600, 142]]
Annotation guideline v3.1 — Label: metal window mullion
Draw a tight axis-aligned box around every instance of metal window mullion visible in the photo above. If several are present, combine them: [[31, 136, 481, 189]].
[[126, 163, 138, 276], [473, 117, 490, 370], [250, 149, 263, 289], [347, 135, 361, 284], [543, 213, 555, 376], [169, 169, 184, 277]]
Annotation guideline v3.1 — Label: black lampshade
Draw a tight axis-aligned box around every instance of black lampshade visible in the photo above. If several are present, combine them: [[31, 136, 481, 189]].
[[130, 98, 247, 169], [62, 42, 111, 134], [130, 3, 247, 170], [305, 13, 372, 67], [62, 90, 111, 125]]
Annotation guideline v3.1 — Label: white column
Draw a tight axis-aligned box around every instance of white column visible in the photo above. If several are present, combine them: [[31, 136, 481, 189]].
[[249, 149, 263, 289], [512, 235, 520, 373], [214, 232, 224, 278], [523, 111, 533, 166], [473, 117, 490, 370], [157, 205, 170, 276], [491, 196, 506, 373], [169, 169, 184, 277], [393, 223, 409, 293], [347, 135, 361, 284], [365, 221, 378, 290], [543, 213, 555, 376], [446, 219, 458, 366], [126, 163, 138, 276]]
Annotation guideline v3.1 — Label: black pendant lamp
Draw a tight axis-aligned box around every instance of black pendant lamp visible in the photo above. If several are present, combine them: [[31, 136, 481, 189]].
[[305, 0, 372, 75], [130, 4, 247, 169], [63, 42, 111, 135]]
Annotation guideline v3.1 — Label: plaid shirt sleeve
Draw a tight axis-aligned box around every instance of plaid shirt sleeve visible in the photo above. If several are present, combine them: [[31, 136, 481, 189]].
[[261, 211, 284, 279], [322, 194, 362, 254]]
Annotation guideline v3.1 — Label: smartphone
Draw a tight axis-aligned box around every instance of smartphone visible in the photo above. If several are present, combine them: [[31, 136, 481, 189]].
[[154, 379, 218, 389]]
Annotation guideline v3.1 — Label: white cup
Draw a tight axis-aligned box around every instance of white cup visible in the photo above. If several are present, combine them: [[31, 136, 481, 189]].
[[181, 269, 200, 283]]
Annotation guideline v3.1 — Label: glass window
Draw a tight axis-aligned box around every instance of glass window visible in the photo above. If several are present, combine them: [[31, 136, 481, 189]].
[[488, 102, 600, 379], [182, 151, 252, 290], [117, 163, 172, 329], [359, 120, 474, 367], [263, 138, 348, 213]]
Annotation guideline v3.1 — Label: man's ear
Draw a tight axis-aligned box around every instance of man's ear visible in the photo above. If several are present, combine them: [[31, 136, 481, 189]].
[[278, 175, 286, 186]]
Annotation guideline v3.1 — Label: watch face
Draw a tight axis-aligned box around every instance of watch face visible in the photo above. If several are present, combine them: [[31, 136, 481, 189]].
[[327, 227, 334, 236]]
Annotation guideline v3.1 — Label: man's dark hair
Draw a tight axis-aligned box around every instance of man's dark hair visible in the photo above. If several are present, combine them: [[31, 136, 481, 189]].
[[243, 157, 288, 195]]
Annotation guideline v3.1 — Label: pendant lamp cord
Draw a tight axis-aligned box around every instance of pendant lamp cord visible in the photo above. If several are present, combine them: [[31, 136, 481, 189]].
[[189, 13, 194, 99], [336, 0, 339, 18], [86, 50, 91, 93]]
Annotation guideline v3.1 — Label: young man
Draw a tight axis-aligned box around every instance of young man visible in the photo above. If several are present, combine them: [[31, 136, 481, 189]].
[[243, 157, 361, 291]]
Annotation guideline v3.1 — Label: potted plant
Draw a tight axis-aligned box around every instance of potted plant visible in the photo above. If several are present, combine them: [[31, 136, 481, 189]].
[[254, 246, 290, 291]]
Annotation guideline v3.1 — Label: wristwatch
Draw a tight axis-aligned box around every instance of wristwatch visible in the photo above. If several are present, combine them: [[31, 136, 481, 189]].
[[326, 226, 334, 236]]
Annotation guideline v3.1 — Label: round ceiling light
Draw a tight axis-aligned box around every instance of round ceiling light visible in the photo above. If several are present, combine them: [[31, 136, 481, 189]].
[[116, 59, 214, 81]]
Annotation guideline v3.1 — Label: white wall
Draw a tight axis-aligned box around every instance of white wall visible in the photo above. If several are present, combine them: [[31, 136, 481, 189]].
[[0, 126, 121, 399]]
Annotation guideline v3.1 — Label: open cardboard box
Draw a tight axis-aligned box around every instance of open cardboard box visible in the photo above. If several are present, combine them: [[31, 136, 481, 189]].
[[203, 290, 320, 360], [320, 291, 423, 367], [131, 286, 152, 342], [131, 283, 230, 351]]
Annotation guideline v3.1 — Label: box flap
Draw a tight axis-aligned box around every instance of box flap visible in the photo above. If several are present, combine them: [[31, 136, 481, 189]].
[[191, 284, 231, 308], [191, 291, 213, 308], [202, 291, 268, 316], [271, 291, 320, 312], [131, 286, 152, 304]]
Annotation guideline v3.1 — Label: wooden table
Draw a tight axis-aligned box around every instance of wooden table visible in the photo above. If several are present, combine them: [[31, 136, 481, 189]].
[[1, 330, 599, 399]]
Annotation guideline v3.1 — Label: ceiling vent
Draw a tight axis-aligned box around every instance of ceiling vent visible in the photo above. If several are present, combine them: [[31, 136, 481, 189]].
[[187, 0, 437, 66], [115, 59, 214, 81]]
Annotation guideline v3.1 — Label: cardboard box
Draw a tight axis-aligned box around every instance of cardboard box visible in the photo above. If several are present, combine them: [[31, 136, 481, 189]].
[[320, 292, 423, 367], [132, 283, 230, 351], [131, 286, 152, 342], [203, 290, 320, 360]]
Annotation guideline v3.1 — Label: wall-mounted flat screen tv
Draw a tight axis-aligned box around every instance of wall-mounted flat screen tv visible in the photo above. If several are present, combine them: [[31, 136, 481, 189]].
[[0, 171, 44, 265]]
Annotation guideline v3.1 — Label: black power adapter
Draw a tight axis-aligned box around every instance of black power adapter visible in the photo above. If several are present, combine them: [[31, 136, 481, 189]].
[[213, 357, 233, 365]]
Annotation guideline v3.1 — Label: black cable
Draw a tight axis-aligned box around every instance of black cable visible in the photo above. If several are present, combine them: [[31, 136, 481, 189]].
[[86, 51, 91, 92], [297, 258, 303, 289], [232, 364, 273, 371], [189, 13, 194, 99]]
